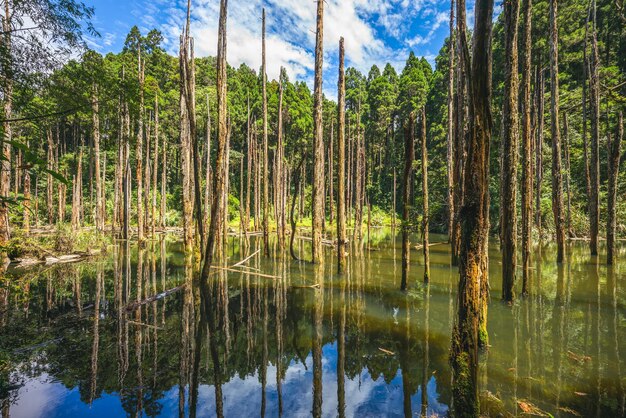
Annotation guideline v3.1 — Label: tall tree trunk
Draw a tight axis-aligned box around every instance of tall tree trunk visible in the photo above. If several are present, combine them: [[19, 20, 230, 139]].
[[23, 142, 30, 235], [123, 103, 131, 239], [328, 120, 334, 225], [311, 0, 325, 264], [549, 0, 566, 263], [261, 9, 270, 257], [563, 113, 572, 237], [582, 3, 592, 211], [520, 0, 533, 296], [451, 0, 493, 412], [46, 127, 55, 225], [204, 95, 212, 233], [200, 0, 228, 282], [337, 37, 347, 273], [245, 96, 251, 235], [401, 113, 415, 291], [447, 0, 456, 244], [276, 72, 285, 249], [72, 142, 83, 231], [607, 112, 622, 265], [535, 65, 545, 235], [137, 51, 145, 243], [152, 94, 159, 236], [421, 107, 430, 283], [501, 0, 520, 302], [92, 86, 103, 232], [160, 124, 167, 229], [588, 0, 600, 256], [0, 2, 13, 249], [180, 35, 193, 249]]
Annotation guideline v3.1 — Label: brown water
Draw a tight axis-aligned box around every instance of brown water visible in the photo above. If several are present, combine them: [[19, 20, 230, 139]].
[[0, 230, 624, 417]]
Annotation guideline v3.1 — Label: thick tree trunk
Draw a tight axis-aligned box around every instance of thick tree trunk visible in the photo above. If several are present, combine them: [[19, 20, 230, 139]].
[[607, 112, 622, 265], [311, 0, 325, 264], [582, 5, 592, 211], [520, 0, 533, 296], [337, 37, 347, 273], [401, 113, 415, 291], [200, 0, 228, 282], [588, 0, 600, 256], [179, 35, 193, 249], [421, 107, 430, 283], [549, 0, 566, 263], [447, 0, 456, 244], [261, 9, 270, 257], [451, 0, 493, 412], [501, 0, 520, 302]]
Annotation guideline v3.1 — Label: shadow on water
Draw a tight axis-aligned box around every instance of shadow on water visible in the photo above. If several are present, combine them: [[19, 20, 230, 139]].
[[0, 231, 624, 417]]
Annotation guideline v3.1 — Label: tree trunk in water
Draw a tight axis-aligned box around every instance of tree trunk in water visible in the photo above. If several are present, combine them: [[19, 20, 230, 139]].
[[46, 127, 55, 225], [276, 72, 285, 249], [520, 0, 533, 296], [588, 0, 600, 256], [421, 107, 430, 283], [563, 113, 572, 237], [123, 102, 131, 239], [180, 35, 193, 249], [401, 113, 415, 291], [137, 51, 145, 243], [204, 95, 212, 234], [337, 37, 347, 273], [501, 0, 520, 302], [23, 142, 31, 235], [451, 0, 493, 412], [200, 0, 228, 282], [535, 66, 544, 235], [92, 86, 103, 232], [549, 0, 566, 263], [245, 97, 251, 235], [447, 0, 455, 245], [261, 9, 270, 258], [311, 0, 325, 264], [160, 130, 167, 229], [328, 121, 334, 225], [0, 4, 12, 249], [607, 112, 622, 265], [152, 94, 159, 236], [72, 143, 83, 231]]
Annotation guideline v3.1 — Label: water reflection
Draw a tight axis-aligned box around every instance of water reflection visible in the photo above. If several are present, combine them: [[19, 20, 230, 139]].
[[0, 233, 624, 417]]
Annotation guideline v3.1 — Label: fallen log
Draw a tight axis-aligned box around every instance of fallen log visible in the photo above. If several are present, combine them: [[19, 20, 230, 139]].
[[125, 284, 186, 312]]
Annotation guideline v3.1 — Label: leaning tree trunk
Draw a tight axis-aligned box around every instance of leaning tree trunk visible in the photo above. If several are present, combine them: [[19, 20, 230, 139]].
[[520, 0, 533, 296], [311, 0, 325, 264], [501, 0, 520, 302], [337, 37, 347, 273], [549, 0, 566, 264], [401, 113, 415, 291], [421, 107, 430, 283], [588, 0, 600, 256], [200, 0, 229, 282], [451, 0, 493, 413]]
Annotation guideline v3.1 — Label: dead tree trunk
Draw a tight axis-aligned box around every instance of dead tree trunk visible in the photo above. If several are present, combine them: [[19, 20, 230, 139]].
[[72, 141, 84, 231], [245, 96, 251, 235], [46, 127, 55, 225], [421, 107, 430, 283], [328, 120, 334, 225], [261, 9, 270, 257], [535, 65, 545, 235], [337, 37, 347, 273], [152, 94, 159, 236], [92, 85, 103, 232], [200, 0, 229, 281], [447, 0, 456, 244], [276, 71, 285, 249], [311, 0, 325, 264], [520, 0, 533, 296], [588, 0, 600, 256], [563, 113, 572, 237], [501, 0, 520, 302], [451, 0, 493, 412], [204, 95, 212, 233], [179, 35, 193, 249], [607, 112, 622, 265], [23, 141, 31, 235], [137, 50, 145, 243], [401, 113, 415, 291], [549, 0, 566, 263]]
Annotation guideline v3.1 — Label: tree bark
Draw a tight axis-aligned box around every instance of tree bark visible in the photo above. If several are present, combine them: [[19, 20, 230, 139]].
[[549, 0, 566, 263], [311, 0, 325, 264], [200, 0, 228, 282], [261, 9, 270, 257], [276, 71, 285, 249], [92, 86, 103, 232], [23, 141, 30, 235], [535, 65, 544, 235], [401, 113, 415, 291], [46, 127, 55, 225], [421, 107, 430, 283], [588, 0, 600, 256], [451, 0, 493, 412], [137, 50, 145, 243], [447, 0, 456, 244], [179, 35, 193, 249], [337, 37, 347, 273], [0, 1, 13, 248], [607, 112, 622, 265], [520, 0, 533, 296], [501, 0, 520, 302], [152, 94, 159, 236], [563, 113, 572, 237]]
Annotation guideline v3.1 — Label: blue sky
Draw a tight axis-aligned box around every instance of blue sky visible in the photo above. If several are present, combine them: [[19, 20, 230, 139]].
[[84, 0, 465, 97]]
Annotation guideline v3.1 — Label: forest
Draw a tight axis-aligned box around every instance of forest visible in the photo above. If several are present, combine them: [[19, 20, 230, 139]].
[[0, 0, 625, 417]]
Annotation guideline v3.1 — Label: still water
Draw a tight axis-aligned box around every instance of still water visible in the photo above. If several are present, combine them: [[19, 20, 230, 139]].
[[0, 230, 624, 417]]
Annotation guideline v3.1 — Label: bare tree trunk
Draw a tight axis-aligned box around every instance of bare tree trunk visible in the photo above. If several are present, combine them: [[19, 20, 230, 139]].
[[276, 72, 285, 249], [607, 112, 622, 265], [563, 113, 572, 237], [582, 5, 592, 211], [0, 3, 13, 248], [447, 0, 456, 244], [204, 95, 212, 235], [200, 0, 229, 282], [328, 120, 334, 225], [535, 65, 544, 235], [353, 105, 363, 243], [46, 127, 55, 225], [23, 142, 31, 235], [549, 0, 566, 263], [137, 51, 145, 243], [451, 0, 493, 412], [245, 96, 251, 235], [261, 9, 270, 257], [152, 94, 159, 236], [337, 37, 347, 273], [72, 142, 83, 231], [520, 0, 533, 296], [144, 116, 152, 236], [421, 107, 430, 283], [311, 0, 325, 264], [501, 0, 520, 302], [123, 103, 131, 239], [401, 113, 415, 291], [588, 0, 600, 256], [180, 35, 193, 249], [92, 86, 103, 232]]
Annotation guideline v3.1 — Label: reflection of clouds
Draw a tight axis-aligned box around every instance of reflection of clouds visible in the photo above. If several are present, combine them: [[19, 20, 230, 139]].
[[9, 343, 448, 417]]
